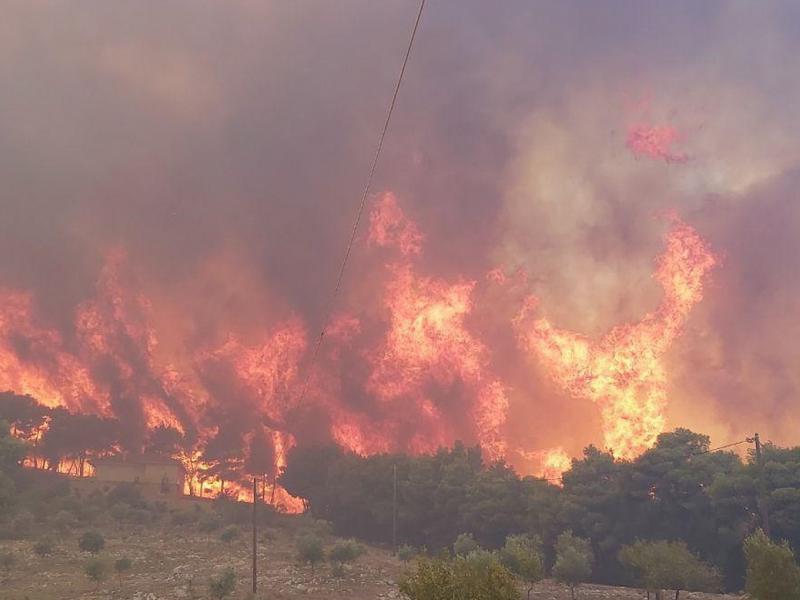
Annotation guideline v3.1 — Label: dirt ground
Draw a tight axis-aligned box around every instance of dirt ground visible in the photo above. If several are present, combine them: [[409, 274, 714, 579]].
[[0, 519, 743, 600]]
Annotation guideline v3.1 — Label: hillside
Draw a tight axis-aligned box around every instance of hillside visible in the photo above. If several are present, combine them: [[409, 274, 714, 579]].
[[0, 515, 742, 600]]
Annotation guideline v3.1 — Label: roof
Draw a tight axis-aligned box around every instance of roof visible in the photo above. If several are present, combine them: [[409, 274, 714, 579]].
[[89, 453, 185, 469]]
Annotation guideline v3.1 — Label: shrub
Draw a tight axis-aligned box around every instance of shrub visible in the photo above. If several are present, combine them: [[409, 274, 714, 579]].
[[296, 532, 325, 572], [500, 534, 543, 600], [199, 514, 222, 533], [219, 525, 241, 543], [10, 509, 34, 539], [400, 554, 519, 600], [553, 531, 593, 600], [85, 558, 107, 583], [619, 539, 721, 599], [0, 551, 15, 571], [33, 538, 54, 557], [398, 544, 416, 562], [171, 509, 198, 526], [78, 530, 105, 554], [329, 539, 365, 575], [453, 533, 480, 557], [106, 482, 146, 508], [209, 567, 236, 599], [53, 509, 77, 533], [743, 529, 800, 600], [114, 557, 133, 581]]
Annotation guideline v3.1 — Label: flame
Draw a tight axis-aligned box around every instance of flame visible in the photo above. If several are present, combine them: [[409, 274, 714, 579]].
[[626, 124, 688, 164], [367, 192, 423, 256], [516, 217, 717, 459]]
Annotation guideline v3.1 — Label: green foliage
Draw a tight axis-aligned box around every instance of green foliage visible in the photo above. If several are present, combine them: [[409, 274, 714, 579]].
[[209, 567, 236, 599], [553, 531, 593, 598], [398, 544, 417, 562], [329, 538, 365, 565], [219, 525, 241, 543], [453, 532, 480, 556], [114, 557, 133, 575], [399, 554, 519, 600], [743, 529, 800, 600], [84, 558, 107, 583], [78, 530, 105, 554], [296, 532, 325, 571], [500, 533, 543, 592], [33, 538, 54, 557], [619, 540, 721, 596]]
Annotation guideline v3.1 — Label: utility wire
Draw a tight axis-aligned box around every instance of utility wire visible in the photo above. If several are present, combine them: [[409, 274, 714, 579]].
[[296, 0, 426, 404]]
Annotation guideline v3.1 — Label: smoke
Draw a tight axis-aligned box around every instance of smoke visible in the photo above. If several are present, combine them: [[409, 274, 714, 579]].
[[1, 1, 800, 479]]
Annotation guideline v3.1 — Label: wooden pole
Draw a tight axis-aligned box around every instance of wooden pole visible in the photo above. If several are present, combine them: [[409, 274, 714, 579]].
[[752, 433, 771, 537], [252, 477, 258, 594], [392, 464, 397, 553]]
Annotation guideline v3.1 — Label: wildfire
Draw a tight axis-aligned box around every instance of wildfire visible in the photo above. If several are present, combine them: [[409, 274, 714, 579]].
[[516, 217, 717, 459], [626, 124, 688, 164]]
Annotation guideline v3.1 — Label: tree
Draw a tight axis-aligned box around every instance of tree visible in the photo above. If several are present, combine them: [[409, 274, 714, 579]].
[[399, 553, 519, 600], [209, 567, 236, 599], [329, 539, 365, 576], [619, 540, 721, 599], [78, 530, 105, 554], [114, 557, 133, 582], [453, 533, 480, 557], [500, 533, 543, 600], [296, 532, 325, 573], [743, 529, 800, 600], [145, 425, 184, 455], [0, 393, 47, 443], [553, 531, 593, 599], [85, 558, 107, 584]]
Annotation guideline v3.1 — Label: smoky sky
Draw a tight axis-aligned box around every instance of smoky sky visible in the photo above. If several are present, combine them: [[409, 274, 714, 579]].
[[2, 1, 800, 452]]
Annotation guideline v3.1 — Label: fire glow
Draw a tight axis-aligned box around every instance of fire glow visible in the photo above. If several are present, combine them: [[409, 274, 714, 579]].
[[0, 193, 716, 496]]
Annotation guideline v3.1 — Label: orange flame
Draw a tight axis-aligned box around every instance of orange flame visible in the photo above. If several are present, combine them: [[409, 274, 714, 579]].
[[517, 217, 717, 459]]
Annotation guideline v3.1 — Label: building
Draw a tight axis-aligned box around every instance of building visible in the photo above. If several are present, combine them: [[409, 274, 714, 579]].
[[88, 454, 185, 496]]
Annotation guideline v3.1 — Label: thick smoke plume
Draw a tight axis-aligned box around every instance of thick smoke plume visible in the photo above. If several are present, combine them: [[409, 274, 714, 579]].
[[2, 1, 800, 491]]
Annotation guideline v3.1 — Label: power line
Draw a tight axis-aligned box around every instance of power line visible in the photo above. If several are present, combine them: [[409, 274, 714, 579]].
[[296, 0, 426, 406], [541, 439, 751, 483]]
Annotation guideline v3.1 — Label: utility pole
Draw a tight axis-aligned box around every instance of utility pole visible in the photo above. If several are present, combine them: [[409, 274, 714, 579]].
[[392, 464, 398, 553], [252, 477, 258, 595], [747, 433, 771, 537]]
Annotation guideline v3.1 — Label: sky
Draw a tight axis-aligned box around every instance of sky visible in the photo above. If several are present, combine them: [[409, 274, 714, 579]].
[[1, 1, 799, 461]]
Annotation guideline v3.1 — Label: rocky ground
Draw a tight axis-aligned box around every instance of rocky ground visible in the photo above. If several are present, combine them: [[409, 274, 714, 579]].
[[0, 518, 742, 600]]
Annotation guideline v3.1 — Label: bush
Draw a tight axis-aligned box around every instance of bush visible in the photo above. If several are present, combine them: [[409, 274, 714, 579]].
[[0, 551, 15, 571], [53, 509, 77, 533], [78, 530, 105, 554], [209, 567, 236, 599], [743, 529, 800, 600], [398, 544, 416, 562], [400, 554, 519, 600], [106, 482, 146, 508], [10, 509, 34, 539], [500, 534, 543, 599], [296, 532, 325, 572], [553, 531, 593, 600], [114, 557, 133, 581], [33, 538, 54, 557], [329, 539, 365, 576], [453, 533, 480, 557], [85, 558, 107, 583], [219, 525, 241, 543], [171, 509, 198, 526], [619, 539, 721, 598], [199, 514, 222, 533]]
